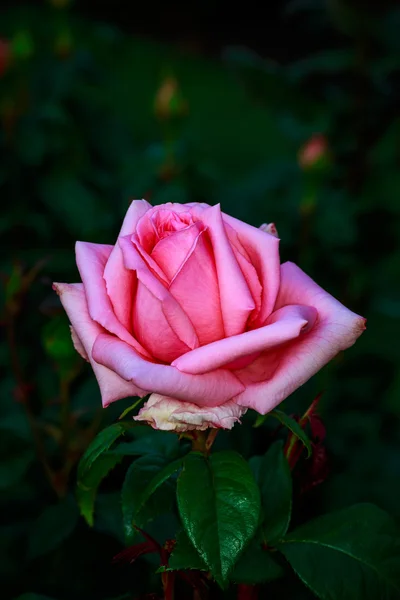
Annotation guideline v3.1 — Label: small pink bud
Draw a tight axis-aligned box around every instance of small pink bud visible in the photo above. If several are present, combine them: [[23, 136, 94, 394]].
[[154, 76, 187, 120], [298, 134, 329, 171], [259, 222, 279, 237]]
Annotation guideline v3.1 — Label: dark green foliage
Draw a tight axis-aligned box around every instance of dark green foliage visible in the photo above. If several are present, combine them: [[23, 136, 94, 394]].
[[28, 495, 79, 559], [230, 539, 284, 584], [255, 410, 312, 457], [168, 530, 208, 572], [250, 441, 292, 543], [121, 454, 182, 543], [277, 504, 400, 599]]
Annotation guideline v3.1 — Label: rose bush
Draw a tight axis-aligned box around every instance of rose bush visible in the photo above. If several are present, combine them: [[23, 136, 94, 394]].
[[54, 200, 365, 430]]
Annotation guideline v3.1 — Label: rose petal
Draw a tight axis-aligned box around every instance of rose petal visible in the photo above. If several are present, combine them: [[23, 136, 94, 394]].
[[168, 229, 225, 345], [104, 199, 152, 329], [75, 241, 151, 358], [172, 304, 317, 374], [234, 262, 366, 414], [119, 235, 199, 361], [151, 221, 204, 282], [53, 283, 147, 406], [223, 212, 281, 326], [70, 326, 88, 361], [134, 277, 194, 363], [225, 223, 262, 317], [92, 333, 244, 407], [198, 204, 255, 336], [132, 236, 169, 283], [134, 394, 247, 431], [136, 207, 195, 254]]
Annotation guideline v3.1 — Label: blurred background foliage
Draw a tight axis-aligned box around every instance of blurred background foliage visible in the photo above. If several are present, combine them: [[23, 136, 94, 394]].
[[1, 0, 400, 598]]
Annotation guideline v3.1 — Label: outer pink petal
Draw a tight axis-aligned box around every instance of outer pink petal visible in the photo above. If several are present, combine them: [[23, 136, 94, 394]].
[[168, 229, 225, 345], [103, 199, 152, 329], [172, 304, 317, 375], [75, 241, 151, 358], [120, 235, 199, 360], [224, 223, 262, 317], [53, 283, 147, 406], [234, 262, 366, 414], [92, 334, 244, 407], [134, 394, 246, 432], [70, 326, 89, 361], [223, 212, 281, 326], [199, 204, 255, 336]]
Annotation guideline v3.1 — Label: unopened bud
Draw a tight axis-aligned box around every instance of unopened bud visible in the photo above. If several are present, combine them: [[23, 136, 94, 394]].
[[259, 222, 278, 237], [298, 134, 329, 171], [154, 76, 187, 120]]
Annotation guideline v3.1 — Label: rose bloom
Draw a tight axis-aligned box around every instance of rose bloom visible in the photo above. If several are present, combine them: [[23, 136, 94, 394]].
[[54, 201, 365, 431]]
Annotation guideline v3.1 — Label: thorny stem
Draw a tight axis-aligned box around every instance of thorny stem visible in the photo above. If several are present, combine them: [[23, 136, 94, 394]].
[[187, 429, 219, 455], [161, 570, 175, 600], [237, 584, 259, 600]]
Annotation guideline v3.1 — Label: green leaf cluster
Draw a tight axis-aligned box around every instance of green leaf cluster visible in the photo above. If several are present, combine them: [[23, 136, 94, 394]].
[[75, 426, 400, 598]]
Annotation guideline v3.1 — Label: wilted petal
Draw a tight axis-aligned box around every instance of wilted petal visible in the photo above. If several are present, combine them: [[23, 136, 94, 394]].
[[259, 223, 278, 237], [134, 394, 247, 431]]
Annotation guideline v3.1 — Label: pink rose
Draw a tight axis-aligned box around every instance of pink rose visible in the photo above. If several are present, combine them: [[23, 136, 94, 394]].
[[54, 200, 365, 430]]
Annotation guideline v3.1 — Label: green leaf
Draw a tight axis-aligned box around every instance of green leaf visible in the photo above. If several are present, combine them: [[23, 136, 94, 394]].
[[77, 452, 123, 526], [122, 455, 181, 543], [271, 410, 312, 457], [277, 503, 400, 600], [230, 538, 284, 584], [250, 441, 292, 543], [76, 422, 136, 525], [177, 450, 261, 587], [168, 530, 207, 572], [77, 422, 136, 481], [115, 430, 181, 459], [28, 496, 79, 560]]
